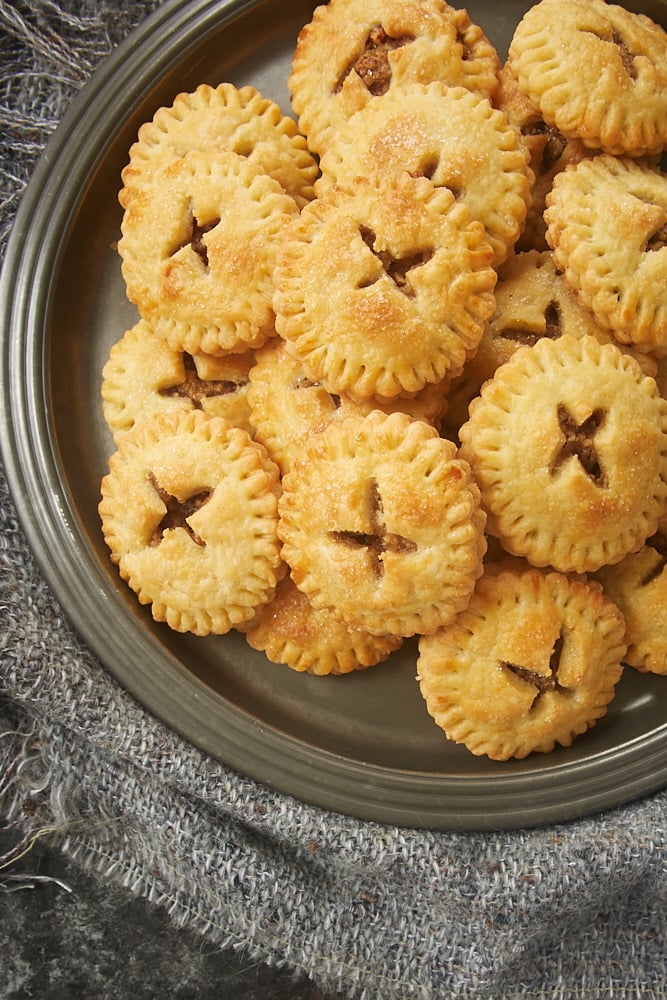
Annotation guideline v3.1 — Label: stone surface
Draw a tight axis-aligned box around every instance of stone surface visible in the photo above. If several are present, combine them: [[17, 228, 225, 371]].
[[0, 831, 338, 1000]]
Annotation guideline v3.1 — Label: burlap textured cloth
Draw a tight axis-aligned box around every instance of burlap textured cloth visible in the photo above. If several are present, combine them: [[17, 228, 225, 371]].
[[1, 3, 666, 998]]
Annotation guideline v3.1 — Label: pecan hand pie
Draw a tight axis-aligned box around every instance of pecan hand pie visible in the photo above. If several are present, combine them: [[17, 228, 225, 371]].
[[99, 410, 284, 636], [458, 334, 667, 574], [417, 567, 626, 760], [278, 409, 487, 637], [289, 0, 500, 155], [119, 149, 299, 357], [242, 574, 403, 675], [493, 63, 590, 253], [102, 319, 255, 443], [595, 514, 667, 675], [273, 173, 496, 400], [545, 154, 667, 356], [442, 249, 657, 434], [248, 339, 447, 474], [119, 82, 318, 210], [317, 81, 533, 265], [508, 0, 667, 156]]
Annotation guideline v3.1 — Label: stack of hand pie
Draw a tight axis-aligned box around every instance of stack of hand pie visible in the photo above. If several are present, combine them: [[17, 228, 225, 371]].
[[99, 0, 667, 760]]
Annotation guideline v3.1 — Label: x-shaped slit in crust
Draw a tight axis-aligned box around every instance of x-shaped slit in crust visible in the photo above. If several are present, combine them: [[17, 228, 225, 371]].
[[148, 473, 211, 547], [640, 531, 667, 586], [502, 301, 561, 347], [329, 478, 417, 579], [160, 354, 246, 408], [293, 375, 342, 409], [335, 23, 414, 96], [501, 631, 571, 709], [169, 204, 220, 268], [408, 156, 463, 200], [552, 404, 607, 487], [357, 226, 434, 298], [581, 26, 638, 80]]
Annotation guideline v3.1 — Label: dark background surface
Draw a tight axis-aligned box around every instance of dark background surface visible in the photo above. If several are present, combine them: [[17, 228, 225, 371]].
[[0, 830, 340, 1000]]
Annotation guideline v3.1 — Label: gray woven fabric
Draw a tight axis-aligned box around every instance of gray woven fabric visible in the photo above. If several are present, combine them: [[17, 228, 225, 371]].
[[1, 3, 666, 998]]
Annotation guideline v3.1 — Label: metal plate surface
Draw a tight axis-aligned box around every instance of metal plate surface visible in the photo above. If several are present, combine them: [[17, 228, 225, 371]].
[[1, 0, 666, 829]]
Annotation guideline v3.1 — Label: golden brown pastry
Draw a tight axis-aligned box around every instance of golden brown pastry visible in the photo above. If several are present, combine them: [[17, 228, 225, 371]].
[[442, 248, 657, 434], [242, 574, 403, 675], [99, 410, 284, 635], [273, 173, 496, 400], [278, 409, 487, 637], [508, 0, 667, 156], [595, 514, 667, 675], [289, 0, 500, 155], [545, 154, 667, 356], [118, 149, 299, 357], [248, 339, 447, 474], [101, 320, 255, 443], [317, 81, 533, 265], [119, 82, 318, 210], [417, 566, 626, 759], [458, 334, 667, 574]]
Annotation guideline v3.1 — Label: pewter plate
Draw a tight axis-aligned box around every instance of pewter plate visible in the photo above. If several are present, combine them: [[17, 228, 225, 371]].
[[1, 0, 666, 829]]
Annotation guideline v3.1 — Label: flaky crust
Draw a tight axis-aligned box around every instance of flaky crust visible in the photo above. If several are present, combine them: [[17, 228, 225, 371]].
[[118, 149, 299, 356], [101, 320, 255, 443], [595, 515, 667, 675], [544, 154, 667, 355], [98, 410, 284, 635], [273, 173, 496, 399], [289, 0, 500, 155], [458, 334, 667, 574], [248, 339, 447, 474], [119, 82, 318, 210], [508, 0, 667, 156], [494, 62, 591, 253], [242, 574, 403, 675], [443, 248, 657, 434], [278, 409, 487, 637], [317, 82, 533, 265], [417, 567, 626, 760]]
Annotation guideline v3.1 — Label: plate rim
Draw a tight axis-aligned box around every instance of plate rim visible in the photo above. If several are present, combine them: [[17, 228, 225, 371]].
[[1, 0, 666, 830]]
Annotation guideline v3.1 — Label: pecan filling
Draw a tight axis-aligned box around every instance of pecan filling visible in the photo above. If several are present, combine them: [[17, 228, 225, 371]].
[[501, 631, 571, 709], [581, 27, 638, 80], [329, 478, 417, 579], [520, 120, 567, 168], [552, 404, 607, 487], [640, 531, 667, 586], [170, 204, 220, 268], [148, 473, 211, 547], [613, 29, 638, 80], [646, 222, 667, 253], [335, 24, 414, 96], [358, 225, 433, 298], [502, 301, 561, 347], [160, 354, 246, 408]]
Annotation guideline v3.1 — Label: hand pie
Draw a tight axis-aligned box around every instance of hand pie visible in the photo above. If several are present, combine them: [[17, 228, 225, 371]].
[[458, 334, 667, 573], [99, 410, 284, 635], [545, 154, 667, 355], [508, 0, 667, 156], [417, 566, 626, 759], [118, 149, 299, 356], [289, 0, 500, 155], [277, 409, 487, 637], [102, 319, 255, 443], [242, 574, 403, 675], [273, 172, 496, 400]]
